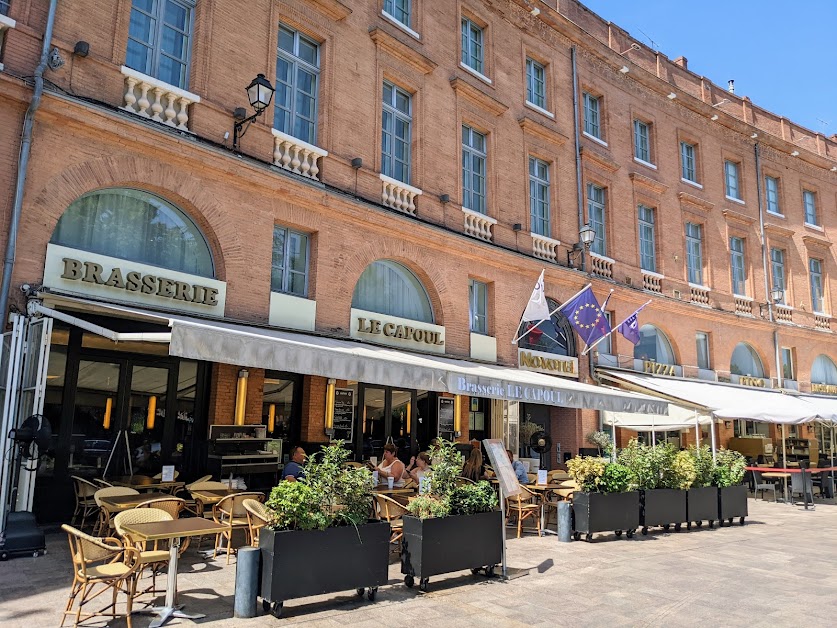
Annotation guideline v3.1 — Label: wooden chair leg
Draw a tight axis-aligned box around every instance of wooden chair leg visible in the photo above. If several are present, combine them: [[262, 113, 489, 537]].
[[517, 511, 522, 539]]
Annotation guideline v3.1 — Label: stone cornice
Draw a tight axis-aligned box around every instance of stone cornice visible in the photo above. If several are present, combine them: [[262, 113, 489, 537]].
[[449, 77, 508, 116], [721, 208, 756, 227], [308, 0, 352, 21], [369, 27, 436, 75], [518, 116, 568, 146], [628, 171, 667, 196], [580, 146, 620, 174], [677, 191, 714, 213], [802, 234, 833, 251], [763, 222, 795, 239]]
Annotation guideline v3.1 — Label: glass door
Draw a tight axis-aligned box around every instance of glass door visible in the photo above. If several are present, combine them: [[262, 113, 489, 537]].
[[126, 365, 171, 477], [361, 387, 387, 462], [358, 385, 416, 463], [390, 389, 413, 463]]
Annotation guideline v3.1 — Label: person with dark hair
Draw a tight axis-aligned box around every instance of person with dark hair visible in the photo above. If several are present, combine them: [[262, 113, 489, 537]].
[[461, 447, 485, 482], [507, 448, 529, 484], [405, 452, 431, 483], [283, 445, 306, 481], [377, 443, 405, 487]]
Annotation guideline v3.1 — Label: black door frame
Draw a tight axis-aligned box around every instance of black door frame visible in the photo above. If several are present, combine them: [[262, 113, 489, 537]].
[[354, 383, 417, 461]]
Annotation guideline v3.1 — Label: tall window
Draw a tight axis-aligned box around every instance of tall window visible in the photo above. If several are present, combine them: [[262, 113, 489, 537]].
[[0, 1, 9, 15], [696, 332, 710, 370], [462, 125, 487, 213], [526, 58, 546, 109], [810, 258, 824, 313], [599, 311, 612, 355], [275, 24, 320, 145], [804, 190, 818, 225], [469, 279, 488, 335], [765, 176, 781, 215], [680, 141, 696, 183], [461, 17, 484, 74], [730, 342, 764, 378], [781, 347, 794, 381], [637, 205, 656, 272], [770, 248, 786, 304], [685, 222, 703, 285], [583, 92, 601, 139], [633, 120, 651, 163], [587, 183, 606, 256], [381, 82, 412, 184], [126, 0, 194, 89], [352, 260, 433, 323], [383, 0, 411, 28], [729, 237, 746, 295], [529, 157, 550, 236], [724, 160, 741, 200], [812, 355, 837, 386], [271, 226, 309, 296]]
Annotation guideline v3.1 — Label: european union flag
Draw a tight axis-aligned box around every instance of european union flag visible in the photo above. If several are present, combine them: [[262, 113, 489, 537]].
[[558, 286, 611, 348]]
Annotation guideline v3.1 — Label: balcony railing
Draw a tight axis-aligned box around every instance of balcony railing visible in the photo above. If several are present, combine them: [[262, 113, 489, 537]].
[[272, 129, 328, 181], [734, 295, 753, 316], [590, 253, 613, 279], [814, 313, 831, 331], [462, 208, 496, 242], [120, 66, 200, 131], [379, 173, 421, 215], [775, 305, 793, 323], [531, 233, 560, 263], [641, 270, 663, 294], [689, 284, 710, 306]]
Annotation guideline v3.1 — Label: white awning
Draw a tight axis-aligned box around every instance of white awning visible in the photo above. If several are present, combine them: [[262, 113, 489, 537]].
[[37, 294, 668, 415], [599, 369, 820, 424], [795, 394, 837, 425], [602, 402, 713, 431]]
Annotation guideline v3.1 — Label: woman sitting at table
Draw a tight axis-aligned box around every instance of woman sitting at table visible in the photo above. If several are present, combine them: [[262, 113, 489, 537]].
[[404, 452, 431, 483], [461, 447, 486, 482], [377, 444, 405, 487]]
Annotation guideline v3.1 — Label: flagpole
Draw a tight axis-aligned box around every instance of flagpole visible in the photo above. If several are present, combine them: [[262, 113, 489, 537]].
[[581, 299, 652, 356], [513, 281, 592, 344]]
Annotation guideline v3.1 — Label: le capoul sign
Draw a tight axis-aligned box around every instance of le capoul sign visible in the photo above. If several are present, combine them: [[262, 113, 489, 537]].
[[350, 307, 446, 354]]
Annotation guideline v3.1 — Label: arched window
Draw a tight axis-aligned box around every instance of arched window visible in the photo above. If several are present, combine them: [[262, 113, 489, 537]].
[[811, 355, 837, 385], [51, 189, 215, 278], [351, 260, 433, 323], [516, 298, 577, 356], [634, 325, 675, 364], [730, 342, 765, 378]]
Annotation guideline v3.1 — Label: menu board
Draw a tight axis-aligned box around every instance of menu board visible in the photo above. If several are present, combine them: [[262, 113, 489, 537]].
[[438, 397, 455, 437], [332, 388, 355, 442], [483, 438, 522, 497]]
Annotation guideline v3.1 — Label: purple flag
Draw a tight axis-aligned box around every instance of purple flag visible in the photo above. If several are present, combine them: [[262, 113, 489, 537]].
[[558, 286, 611, 347], [617, 312, 641, 345]]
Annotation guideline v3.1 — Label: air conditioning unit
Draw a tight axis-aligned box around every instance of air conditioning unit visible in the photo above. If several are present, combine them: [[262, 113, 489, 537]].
[[625, 276, 633, 287], [673, 289, 682, 300]]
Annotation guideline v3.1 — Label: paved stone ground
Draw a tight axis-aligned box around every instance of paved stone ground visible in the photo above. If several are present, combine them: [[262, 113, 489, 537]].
[[2, 498, 836, 627]]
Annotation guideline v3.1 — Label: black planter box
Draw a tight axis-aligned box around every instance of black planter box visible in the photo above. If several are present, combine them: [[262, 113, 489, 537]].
[[718, 484, 748, 525], [401, 510, 502, 586], [687, 486, 719, 526], [641, 489, 687, 532], [259, 520, 390, 608], [572, 491, 640, 539]]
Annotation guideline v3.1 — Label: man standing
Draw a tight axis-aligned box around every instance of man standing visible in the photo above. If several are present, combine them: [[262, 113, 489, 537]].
[[507, 449, 529, 484], [283, 446, 306, 481]]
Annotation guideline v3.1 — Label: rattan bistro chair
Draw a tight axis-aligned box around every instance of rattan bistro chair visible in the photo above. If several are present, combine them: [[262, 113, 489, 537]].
[[137, 496, 186, 520], [93, 487, 139, 536], [113, 508, 174, 598], [71, 476, 99, 529], [188, 481, 232, 517], [374, 493, 410, 548], [60, 524, 141, 628], [213, 492, 265, 564], [506, 485, 541, 539], [242, 499, 270, 547]]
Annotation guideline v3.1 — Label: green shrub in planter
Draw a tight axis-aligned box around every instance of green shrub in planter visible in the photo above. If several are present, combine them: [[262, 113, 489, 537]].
[[689, 445, 715, 488], [568, 455, 639, 541], [713, 448, 748, 527]]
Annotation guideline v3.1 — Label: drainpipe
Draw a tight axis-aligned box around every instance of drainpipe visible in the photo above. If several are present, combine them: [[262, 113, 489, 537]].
[[0, 0, 60, 319], [571, 46, 585, 258]]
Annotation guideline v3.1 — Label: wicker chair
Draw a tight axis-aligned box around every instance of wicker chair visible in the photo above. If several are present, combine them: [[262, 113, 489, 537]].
[[213, 492, 265, 564], [113, 508, 173, 597], [455, 476, 477, 486], [374, 493, 410, 547], [70, 476, 99, 529], [93, 487, 139, 536], [60, 524, 141, 628], [506, 485, 541, 538], [137, 496, 186, 519], [242, 499, 270, 547], [188, 481, 232, 517], [92, 478, 113, 488]]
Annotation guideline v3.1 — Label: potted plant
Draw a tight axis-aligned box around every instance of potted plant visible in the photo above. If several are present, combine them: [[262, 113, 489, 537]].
[[714, 448, 748, 526], [400, 440, 501, 592], [569, 455, 639, 542], [686, 444, 718, 529], [259, 442, 390, 617]]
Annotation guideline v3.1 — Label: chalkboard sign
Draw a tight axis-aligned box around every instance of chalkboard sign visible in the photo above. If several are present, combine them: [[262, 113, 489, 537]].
[[332, 388, 355, 442], [438, 397, 455, 437]]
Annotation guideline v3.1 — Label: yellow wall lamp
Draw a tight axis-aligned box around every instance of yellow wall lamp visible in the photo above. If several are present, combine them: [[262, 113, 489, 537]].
[[324, 379, 336, 438], [234, 369, 249, 426]]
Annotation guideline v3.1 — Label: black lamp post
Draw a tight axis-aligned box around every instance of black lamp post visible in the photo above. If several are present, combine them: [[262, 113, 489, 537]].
[[232, 73, 275, 151], [568, 223, 596, 272]]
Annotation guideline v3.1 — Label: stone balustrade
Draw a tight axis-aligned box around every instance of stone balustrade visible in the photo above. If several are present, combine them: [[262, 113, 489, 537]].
[[690, 285, 710, 306], [273, 129, 328, 181], [642, 271, 663, 294], [775, 305, 793, 323], [120, 67, 200, 131], [531, 233, 560, 263], [590, 253, 613, 279], [734, 296, 753, 316], [462, 208, 496, 242], [379, 173, 421, 215], [814, 314, 831, 331]]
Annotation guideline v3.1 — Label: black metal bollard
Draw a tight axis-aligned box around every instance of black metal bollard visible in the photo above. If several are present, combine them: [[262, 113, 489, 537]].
[[557, 501, 572, 542], [234, 547, 260, 618]]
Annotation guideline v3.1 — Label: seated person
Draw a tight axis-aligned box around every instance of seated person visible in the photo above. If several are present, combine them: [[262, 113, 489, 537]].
[[377, 444, 405, 487], [283, 446, 306, 481], [507, 449, 529, 484], [461, 448, 486, 482], [404, 452, 431, 484]]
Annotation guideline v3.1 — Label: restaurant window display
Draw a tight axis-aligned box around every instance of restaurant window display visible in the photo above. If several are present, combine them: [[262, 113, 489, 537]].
[[634, 325, 676, 364], [730, 342, 765, 378]]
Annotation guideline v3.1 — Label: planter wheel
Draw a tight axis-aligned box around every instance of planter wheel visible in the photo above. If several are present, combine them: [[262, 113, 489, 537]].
[[367, 587, 377, 601], [641, 527, 648, 536], [695, 520, 702, 528], [356, 588, 365, 597], [686, 522, 692, 531], [471, 568, 482, 575], [728, 518, 733, 526], [708, 520, 715, 529], [263, 601, 283, 617], [585, 533, 593, 543], [572, 531, 581, 541], [739, 517, 745, 526], [663, 524, 670, 531], [674, 523, 682, 532], [615, 530, 623, 538], [626, 529, 636, 538], [404, 575, 415, 588], [485, 565, 495, 578], [419, 578, 429, 592], [0, 551, 8, 561]]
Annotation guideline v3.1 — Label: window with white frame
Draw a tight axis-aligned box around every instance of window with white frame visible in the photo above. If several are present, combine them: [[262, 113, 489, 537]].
[[529, 157, 550, 237], [599, 311, 613, 355], [730, 237, 746, 296], [275, 24, 320, 145], [804, 190, 818, 225], [685, 222, 703, 285], [724, 160, 741, 200], [771, 248, 786, 304], [462, 125, 487, 213], [271, 226, 309, 297], [526, 58, 546, 110], [781, 347, 794, 380], [638, 204, 656, 272], [383, 0, 411, 28], [461, 17, 484, 74], [810, 257, 825, 313], [126, 0, 194, 89], [0, 0, 10, 16], [587, 183, 606, 256], [633, 120, 651, 163], [469, 279, 488, 335], [680, 141, 697, 183], [583, 92, 601, 139], [765, 176, 781, 215], [696, 332, 710, 370], [382, 82, 412, 184]]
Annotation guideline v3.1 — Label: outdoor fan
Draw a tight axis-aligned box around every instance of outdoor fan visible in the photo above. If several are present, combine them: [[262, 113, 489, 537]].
[[10, 414, 52, 459], [529, 430, 552, 469]]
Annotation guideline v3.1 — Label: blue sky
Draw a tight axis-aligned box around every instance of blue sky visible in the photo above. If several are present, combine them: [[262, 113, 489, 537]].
[[578, 1, 837, 136]]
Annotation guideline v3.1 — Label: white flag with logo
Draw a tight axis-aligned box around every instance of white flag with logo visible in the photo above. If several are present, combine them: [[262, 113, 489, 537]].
[[522, 270, 551, 322]]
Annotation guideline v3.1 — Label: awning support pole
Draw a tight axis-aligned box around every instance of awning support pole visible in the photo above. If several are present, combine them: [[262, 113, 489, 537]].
[[782, 424, 789, 503], [709, 418, 717, 462], [695, 410, 701, 448], [611, 421, 616, 462]]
